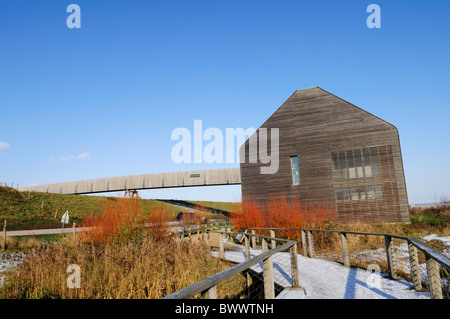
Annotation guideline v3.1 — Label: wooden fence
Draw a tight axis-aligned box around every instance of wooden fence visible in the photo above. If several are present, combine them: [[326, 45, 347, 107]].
[[163, 230, 300, 299], [250, 227, 450, 299], [164, 226, 449, 299]]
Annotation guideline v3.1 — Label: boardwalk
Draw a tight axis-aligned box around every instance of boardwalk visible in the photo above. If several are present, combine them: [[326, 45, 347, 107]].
[[18, 168, 241, 195], [213, 241, 430, 299]]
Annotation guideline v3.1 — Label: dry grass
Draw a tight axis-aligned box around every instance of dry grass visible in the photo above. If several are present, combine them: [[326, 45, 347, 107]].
[[0, 198, 246, 299], [0, 236, 246, 299]]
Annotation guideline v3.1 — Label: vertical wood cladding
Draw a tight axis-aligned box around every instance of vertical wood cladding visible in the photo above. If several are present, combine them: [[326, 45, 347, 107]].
[[239, 87, 409, 223]]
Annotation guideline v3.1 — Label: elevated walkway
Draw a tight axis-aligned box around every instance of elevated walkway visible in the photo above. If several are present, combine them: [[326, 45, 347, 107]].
[[18, 168, 241, 195]]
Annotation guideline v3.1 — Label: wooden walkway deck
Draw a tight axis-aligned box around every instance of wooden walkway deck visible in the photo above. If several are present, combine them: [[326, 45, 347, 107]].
[[213, 240, 430, 299]]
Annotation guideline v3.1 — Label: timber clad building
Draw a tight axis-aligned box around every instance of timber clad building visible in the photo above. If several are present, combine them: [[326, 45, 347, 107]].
[[239, 87, 410, 223]]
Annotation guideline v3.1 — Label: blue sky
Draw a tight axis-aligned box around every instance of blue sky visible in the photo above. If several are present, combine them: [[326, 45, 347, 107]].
[[0, 1, 449, 204]]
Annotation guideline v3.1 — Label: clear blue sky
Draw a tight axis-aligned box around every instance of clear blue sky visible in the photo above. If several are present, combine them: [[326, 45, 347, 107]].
[[0, 1, 449, 204]]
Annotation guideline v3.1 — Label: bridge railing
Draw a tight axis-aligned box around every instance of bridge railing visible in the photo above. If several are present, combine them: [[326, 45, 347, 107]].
[[249, 227, 450, 299], [163, 230, 300, 299], [178, 223, 221, 239]]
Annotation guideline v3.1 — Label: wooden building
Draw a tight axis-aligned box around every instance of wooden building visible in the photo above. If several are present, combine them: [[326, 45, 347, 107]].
[[239, 87, 410, 223]]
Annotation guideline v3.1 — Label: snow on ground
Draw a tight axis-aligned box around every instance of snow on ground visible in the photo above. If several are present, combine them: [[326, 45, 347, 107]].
[[214, 237, 440, 299], [0, 252, 25, 285]]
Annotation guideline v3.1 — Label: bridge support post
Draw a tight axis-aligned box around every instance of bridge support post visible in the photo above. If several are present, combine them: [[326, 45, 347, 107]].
[[426, 256, 443, 299], [340, 232, 350, 267], [407, 240, 422, 291]]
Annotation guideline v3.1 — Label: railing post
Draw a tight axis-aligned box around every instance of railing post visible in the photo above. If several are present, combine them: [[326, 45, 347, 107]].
[[244, 234, 252, 292], [201, 285, 217, 299], [340, 232, 350, 267], [270, 229, 276, 249], [2, 220, 6, 251], [407, 241, 422, 291], [262, 238, 268, 252], [426, 256, 443, 299], [261, 238, 275, 299], [307, 231, 314, 257], [251, 229, 256, 249], [290, 243, 300, 288], [219, 232, 224, 259], [244, 235, 251, 260], [384, 235, 397, 279], [263, 256, 275, 299], [301, 230, 307, 257]]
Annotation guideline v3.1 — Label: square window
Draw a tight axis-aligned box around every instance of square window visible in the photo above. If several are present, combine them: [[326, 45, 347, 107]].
[[351, 187, 358, 201], [367, 185, 376, 199], [375, 184, 383, 199], [364, 166, 373, 178], [359, 186, 366, 200]]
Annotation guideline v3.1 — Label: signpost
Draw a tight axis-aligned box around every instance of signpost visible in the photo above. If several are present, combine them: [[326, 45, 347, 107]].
[[61, 211, 69, 233]]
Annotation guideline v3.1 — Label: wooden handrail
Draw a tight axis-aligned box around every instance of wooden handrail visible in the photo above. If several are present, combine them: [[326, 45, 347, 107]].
[[249, 227, 450, 299], [163, 230, 298, 299]]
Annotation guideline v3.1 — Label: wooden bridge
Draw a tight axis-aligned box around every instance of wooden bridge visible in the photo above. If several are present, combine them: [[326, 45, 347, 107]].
[[18, 168, 241, 195], [166, 227, 450, 299]]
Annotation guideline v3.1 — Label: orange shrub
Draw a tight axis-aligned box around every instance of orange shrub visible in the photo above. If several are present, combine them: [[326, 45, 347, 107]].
[[230, 194, 336, 234], [80, 197, 170, 244]]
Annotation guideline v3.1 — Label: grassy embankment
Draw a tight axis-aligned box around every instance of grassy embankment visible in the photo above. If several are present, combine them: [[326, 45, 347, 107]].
[[0, 186, 185, 230], [0, 195, 246, 299]]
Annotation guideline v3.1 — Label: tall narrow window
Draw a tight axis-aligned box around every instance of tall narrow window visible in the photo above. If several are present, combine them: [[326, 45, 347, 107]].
[[290, 156, 300, 185]]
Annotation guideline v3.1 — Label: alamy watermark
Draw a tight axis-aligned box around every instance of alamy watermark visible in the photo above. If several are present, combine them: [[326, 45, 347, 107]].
[[171, 120, 279, 174], [66, 4, 81, 29], [66, 264, 81, 288], [367, 4, 381, 29], [64, 4, 381, 30]]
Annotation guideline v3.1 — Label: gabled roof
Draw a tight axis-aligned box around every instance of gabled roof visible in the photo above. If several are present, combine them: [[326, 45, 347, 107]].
[[250, 86, 397, 134]]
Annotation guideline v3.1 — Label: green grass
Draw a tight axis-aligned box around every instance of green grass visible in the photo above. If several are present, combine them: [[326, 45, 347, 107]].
[[13, 234, 64, 243], [186, 200, 242, 213], [410, 213, 450, 227], [0, 186, 184, 231]]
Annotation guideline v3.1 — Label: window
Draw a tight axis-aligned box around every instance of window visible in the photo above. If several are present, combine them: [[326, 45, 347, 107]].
[[375, 184, 383, 199], [290, 156, 300, 185], [359, 186, 366, 200], [367, 185, 376, 200], [331, 146, 384, 202], [335, 187, 349, 201], [350, 187, 358, 201]]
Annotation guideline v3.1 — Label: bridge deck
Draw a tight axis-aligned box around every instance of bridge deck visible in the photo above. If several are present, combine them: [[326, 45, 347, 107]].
[[214, 239, 430, 299], [18, 168, 241, 194]]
